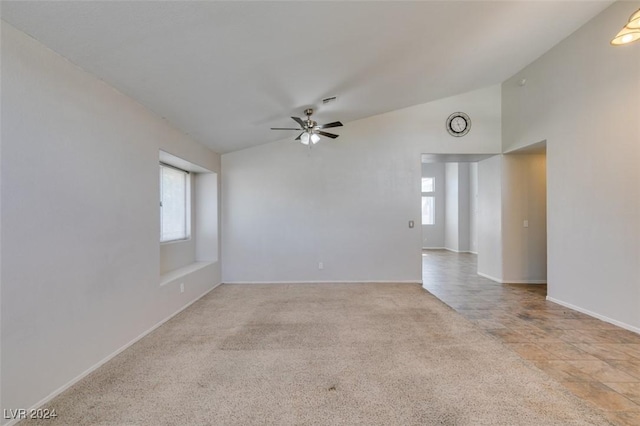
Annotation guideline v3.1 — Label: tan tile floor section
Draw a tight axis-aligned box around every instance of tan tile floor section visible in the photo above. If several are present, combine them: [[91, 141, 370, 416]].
[[422, 250, 640, 426]]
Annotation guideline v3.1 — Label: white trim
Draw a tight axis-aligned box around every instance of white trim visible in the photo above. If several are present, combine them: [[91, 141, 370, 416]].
[[422, 246, 445, 250], [477, 271, 546, 284], [504, 280, 546, 284], [546, 296, 640, 335], [444, 247, 474, 254], [477, 271, 503, 283], [469, 251, 478, 255], [10, 282, 222, 426], [224, 280, 422, 285]]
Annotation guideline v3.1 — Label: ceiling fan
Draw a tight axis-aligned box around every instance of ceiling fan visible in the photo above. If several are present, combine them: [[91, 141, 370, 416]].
[[271, 108, 343, 145]]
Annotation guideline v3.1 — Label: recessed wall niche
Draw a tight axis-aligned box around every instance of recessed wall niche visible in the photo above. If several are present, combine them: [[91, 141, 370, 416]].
[[159, 150, 218, 285]]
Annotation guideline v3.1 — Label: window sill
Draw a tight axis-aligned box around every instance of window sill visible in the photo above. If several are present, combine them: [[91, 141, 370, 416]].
[[160, 261, 215, 286], [160, 237, 192, 246]]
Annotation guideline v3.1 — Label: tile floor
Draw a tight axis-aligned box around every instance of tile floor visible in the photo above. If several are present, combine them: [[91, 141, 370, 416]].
[[422, 249, 640, 426]]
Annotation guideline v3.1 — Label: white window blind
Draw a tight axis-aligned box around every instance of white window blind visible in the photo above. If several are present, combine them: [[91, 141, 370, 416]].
[[160, 164, 188, 242]]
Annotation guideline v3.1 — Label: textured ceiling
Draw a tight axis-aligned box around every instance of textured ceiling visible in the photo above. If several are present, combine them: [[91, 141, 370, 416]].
[[1, 1, 613, 153]]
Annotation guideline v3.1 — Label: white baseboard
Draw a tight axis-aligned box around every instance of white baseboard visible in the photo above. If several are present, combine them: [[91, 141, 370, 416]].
[[224, 280, 422, 285], [477, 272, 546, 284], [7, 282, 222, 426], [504, 279, 547, 284], [422, 248, 476, 254], [444, 248, 474, 254], [477, 271, 503, 283], [546, 296, 640, 335]]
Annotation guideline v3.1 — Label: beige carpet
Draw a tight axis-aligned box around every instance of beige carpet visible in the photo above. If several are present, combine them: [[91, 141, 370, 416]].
[[25, 283, 613, 425]]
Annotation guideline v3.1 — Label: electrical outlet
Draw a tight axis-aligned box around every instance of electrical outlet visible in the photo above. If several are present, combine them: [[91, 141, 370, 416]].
[[523, 220, 529, 228], [180, 283, 184, 293], [318, 262, 324, 270]]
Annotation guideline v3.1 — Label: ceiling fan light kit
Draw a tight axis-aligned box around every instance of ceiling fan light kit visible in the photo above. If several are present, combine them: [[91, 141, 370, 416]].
[[271, 108, 343, 147], [300, 132, 320, 145]]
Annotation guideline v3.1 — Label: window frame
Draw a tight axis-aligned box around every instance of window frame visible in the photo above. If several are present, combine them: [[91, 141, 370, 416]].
[[421, 177, 436, 226]]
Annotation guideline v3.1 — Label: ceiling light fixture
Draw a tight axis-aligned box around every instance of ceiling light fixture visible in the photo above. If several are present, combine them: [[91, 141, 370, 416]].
[[611, 8, 640, 45], [270, 108, 342, 147], [628, 9, 640, 29], [300, 132, 310, 145], [300, 131, 321, 146]]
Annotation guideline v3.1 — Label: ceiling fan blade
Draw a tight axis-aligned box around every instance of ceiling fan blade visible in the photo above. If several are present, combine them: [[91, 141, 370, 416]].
[[271, 127, 302, 130], [319, 121, 343, 129], [318, 131, 339, 139], [291, 116, 306, 128], [295, 132, 304, 141]]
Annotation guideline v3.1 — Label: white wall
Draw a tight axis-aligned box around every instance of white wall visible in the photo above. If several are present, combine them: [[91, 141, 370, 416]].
[[458, 163, 471, 252], [195, 172, 219, 263], [0, 23, 221, 418], [502, 1, 640, 330], [469, 162, 479, 253], [477, 156, 503, 282], [444, 163, 459, 251], [421, 163, 445, 248], [222, 85, 502, 283], [502, 154, 547, 283], [443, 162, 471, 253]]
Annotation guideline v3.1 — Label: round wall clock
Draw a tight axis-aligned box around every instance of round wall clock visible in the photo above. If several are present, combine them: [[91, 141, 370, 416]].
[[446, 112, 471, 137]]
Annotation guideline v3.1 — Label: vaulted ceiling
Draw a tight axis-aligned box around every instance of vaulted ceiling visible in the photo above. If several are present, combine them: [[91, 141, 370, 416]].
[[1, 1, 613, 153]]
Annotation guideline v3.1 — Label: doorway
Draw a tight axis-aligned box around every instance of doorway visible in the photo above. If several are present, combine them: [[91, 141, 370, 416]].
[[420, 147, 548, 290], [420, 153, 491, 290], [501, 141, 548, 285], [420, 154, 493, 256]]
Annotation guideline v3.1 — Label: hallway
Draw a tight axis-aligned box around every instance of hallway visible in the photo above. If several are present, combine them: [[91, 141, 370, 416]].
[[422, 250, 640, 425]]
